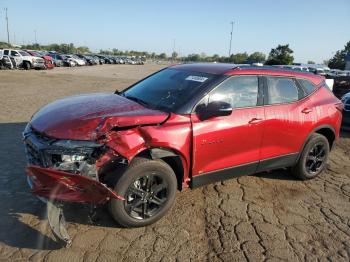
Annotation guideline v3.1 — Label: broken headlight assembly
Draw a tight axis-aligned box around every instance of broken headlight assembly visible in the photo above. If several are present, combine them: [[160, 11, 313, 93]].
[[45, 140, 106, 180]]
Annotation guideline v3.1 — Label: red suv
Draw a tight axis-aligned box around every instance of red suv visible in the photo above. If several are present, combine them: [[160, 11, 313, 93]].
[[23, 64, 342, 244]]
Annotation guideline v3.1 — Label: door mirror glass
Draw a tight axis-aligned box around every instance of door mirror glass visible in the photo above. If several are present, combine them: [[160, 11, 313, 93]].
[[196, 100, 232, 120]]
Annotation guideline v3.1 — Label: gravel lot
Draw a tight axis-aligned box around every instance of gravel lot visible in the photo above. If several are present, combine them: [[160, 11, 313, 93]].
[[0, 65, 350, 261]]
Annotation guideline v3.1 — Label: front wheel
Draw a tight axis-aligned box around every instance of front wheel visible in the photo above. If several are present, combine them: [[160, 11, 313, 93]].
[[292, 133, 330, 180], [109, 157, 177, 227], [23, 61, 31, 70]]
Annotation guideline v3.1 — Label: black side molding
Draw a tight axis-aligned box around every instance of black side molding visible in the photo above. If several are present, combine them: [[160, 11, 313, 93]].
[[190, 153, 299, 188], [190, 161, 258, 188], [256, 153, 298, 172]]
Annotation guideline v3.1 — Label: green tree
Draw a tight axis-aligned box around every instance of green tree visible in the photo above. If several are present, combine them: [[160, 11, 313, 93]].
[[0, 41, 12, 49], [328, 41, 350, 69], [185, 54, 201, 62], [76, 46, 90, 54], [248, 52, 266, 63], [158, 53, 167, 60], [171, 51, 178, 60], [230, 52, 249, 64], [307, 60, 315, 64], [265, 44, 294, 65]]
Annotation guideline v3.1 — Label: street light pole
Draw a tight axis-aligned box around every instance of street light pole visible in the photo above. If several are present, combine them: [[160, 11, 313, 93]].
[[34, 30, 37, 44], [228, 21, 234, 57], [172, 38, 176, 62], [5, 8, 10, 45]]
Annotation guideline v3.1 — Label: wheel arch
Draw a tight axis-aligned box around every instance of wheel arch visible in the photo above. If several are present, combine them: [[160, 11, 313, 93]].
[[298, 125, 336, 161], [100, 147, 187, 191], [136, 148, 186, 191]]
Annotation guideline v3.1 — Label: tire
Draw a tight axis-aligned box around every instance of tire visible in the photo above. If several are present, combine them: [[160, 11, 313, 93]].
[[23, 61, 31, 70], [109, 157, 177, 227], [292, 133, 330, 180]]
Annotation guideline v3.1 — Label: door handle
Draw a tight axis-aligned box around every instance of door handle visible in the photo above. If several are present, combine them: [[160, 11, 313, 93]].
[[301, 108, 312, 114], [248, 118, 263, 124]]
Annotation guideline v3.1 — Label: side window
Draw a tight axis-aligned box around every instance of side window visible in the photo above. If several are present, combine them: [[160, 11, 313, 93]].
[[298, 79, 316, 95], [266, 77, 298, 104], [11, 51, 19, 56], [209, 76, 259, 108], [4, 50, 9, 55]]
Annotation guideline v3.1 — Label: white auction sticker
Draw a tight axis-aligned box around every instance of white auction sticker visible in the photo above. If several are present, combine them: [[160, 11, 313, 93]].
[[185, 75, 208, 82]]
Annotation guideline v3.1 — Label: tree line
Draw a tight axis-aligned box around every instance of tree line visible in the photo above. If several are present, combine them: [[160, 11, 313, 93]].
[[1, 41, 349, 69]]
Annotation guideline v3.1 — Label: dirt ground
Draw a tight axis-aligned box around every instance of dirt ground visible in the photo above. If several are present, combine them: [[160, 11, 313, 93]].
[[0, 64, 350, 262]]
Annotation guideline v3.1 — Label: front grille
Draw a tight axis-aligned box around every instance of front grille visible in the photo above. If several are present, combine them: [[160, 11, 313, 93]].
[[23, 127, 55, 167]]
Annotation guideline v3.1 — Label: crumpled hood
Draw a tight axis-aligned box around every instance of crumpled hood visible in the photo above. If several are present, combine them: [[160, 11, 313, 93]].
[[30, 93, 169, 140]]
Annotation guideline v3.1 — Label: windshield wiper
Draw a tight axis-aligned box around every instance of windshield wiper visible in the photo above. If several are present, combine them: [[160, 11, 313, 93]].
[[124, 95, 152, 108]]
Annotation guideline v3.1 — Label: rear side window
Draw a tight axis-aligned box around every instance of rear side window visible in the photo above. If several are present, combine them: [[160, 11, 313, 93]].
[[209, 76, 259, 108], [3, 50, 9, 55], [266, 77, 298, 104], [298, 79, 316, 94]]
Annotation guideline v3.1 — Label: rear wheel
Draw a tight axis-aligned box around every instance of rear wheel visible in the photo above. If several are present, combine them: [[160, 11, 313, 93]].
[[109, 157, 177, 227], [292, 133, 330, 180]]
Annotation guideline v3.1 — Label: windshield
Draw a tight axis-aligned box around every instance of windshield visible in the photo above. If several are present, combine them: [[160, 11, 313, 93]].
[[122, 68, 216, 112], [19, 51, 30, 56]]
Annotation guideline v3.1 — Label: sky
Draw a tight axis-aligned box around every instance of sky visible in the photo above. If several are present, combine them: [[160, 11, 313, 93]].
[[0, 0, 349, 63]]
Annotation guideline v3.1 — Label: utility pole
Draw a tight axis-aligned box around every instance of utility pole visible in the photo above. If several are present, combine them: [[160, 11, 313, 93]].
[[172, 38, 176, 62], [34, 30, 37, 44], [228, 21, 234, 57], [5, 8, 10, 44]]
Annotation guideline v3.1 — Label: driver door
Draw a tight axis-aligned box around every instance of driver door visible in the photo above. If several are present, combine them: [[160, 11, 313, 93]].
[[191, 75, 265, 187]]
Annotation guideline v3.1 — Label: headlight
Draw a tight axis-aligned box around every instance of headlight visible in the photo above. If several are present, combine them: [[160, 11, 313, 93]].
[[48, 140, 105, 180], [61, 154, 86, 162]]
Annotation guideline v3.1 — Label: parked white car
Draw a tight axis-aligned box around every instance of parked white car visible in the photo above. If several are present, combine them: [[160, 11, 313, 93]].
[[2, 49, 45, 69], [64, 55, 86, 66]]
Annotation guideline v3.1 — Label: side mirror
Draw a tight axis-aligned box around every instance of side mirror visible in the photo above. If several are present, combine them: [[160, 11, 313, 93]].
[[196, 101, 233, 120]]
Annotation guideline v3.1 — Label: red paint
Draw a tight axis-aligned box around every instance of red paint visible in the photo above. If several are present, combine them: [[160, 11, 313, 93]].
[[26, 64, 342, 203], [27, 166, 124, 203], [191, 107, 265, 174], [30, 93, 168, 140]]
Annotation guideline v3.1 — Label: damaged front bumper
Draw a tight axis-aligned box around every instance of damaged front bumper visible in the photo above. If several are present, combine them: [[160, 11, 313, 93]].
[[26, 165, 124, 203], [26, 165, 125, 246], [23, 125, 125, 246]]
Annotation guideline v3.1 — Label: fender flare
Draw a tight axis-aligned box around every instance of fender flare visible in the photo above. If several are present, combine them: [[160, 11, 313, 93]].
[[297, 124, 336, 162]]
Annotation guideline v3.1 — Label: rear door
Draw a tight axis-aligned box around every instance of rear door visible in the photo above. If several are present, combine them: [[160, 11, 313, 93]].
[[191, 75, 265, 184], [257, 76, 315, 171]]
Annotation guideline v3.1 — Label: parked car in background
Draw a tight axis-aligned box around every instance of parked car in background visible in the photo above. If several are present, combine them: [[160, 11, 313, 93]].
[[341, 92, 350, 131], [23, 64, 342, 245], [0, 54, 15, 69], [74, 54, 88, 63], [84, 55, 99, 65], [47, 52, 62, 67], [330, 69, 348, 77], [3, 49, 45, 69], [309, 67, 326, 76], [25, 50, 55, 69], [96, 54, 113, 64], [64, 55, 86, 66]]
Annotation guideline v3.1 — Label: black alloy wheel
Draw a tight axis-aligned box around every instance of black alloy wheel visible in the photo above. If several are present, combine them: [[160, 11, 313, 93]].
[[124, 174, 168, 220], [305, 142, 327, 175]]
